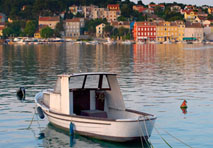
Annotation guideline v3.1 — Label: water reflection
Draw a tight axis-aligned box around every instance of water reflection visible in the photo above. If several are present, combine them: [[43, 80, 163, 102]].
[[42, 124, 150, 148], [1, 43, 213, 148]]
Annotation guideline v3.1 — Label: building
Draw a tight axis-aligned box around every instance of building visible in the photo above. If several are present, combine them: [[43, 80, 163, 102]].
[[82, 5, 98, 19], [176, 21, 185, 41], [133, 5, 144, 12], [111, 21, 130, 29], [184, 10, 198, 21], [148, 4, 165, 10], [34, 24, 48, 38], [39, 16, 60, 29], [137, 8, 154, 14], [91, 8, 105, 19], [68, 5, 83, 15], [184, 22, 204, 41], [208, 8, 213, 14], [96, 23, 105, 37], [104, 10, 121, 22], [133, 22, 157, 42], [107, 4, 120, 11], [156, 21, 183, 42], [0, 13, 6, 22], [184, 5, 196, 10], [0, 22, 5, 36], [170, 5, 181, 12], [195, 16, 207, 23], [64, 18, 85, 37]]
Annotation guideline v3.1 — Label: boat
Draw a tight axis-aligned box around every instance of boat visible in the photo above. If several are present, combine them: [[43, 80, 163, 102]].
[[137, 41, 145, 44], [35, 72, 157, 142], [163, 40, 172, 44], [121, 40, 132, 45], [103, 38, 115, 45]]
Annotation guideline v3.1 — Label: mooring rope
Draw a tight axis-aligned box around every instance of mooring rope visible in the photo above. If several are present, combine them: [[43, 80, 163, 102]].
[[138, 117, 145, 148], [143, 116, 155, 148], [27, 105, 36, 129], [156, 124, 193, 148], [138, 116, 152, 148], [146, 116, 192, 148]]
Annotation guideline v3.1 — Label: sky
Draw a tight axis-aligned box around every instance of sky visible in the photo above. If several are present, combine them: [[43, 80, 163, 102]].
[[131, 0, 213, 6]]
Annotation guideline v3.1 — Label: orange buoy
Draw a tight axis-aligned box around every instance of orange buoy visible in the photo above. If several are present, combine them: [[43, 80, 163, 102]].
[[180, 100, 187, 108]]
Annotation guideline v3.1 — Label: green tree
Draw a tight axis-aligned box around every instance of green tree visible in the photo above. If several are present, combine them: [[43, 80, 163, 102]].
[[103, 25, 113, 36], [54, 21, 64, 37], [24, 20, 38, 37], [40, 26, 54, 38], [3, 21, 23, 37], [137, 0, 144, 5], [117, 16, 128, 21], [154, 6, 164, 17], [207, 14, 213, 20], [84, 18, 108, 35], [3, 27, 13, 37]]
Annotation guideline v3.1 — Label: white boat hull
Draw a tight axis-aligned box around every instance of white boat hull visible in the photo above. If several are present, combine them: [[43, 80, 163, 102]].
[[39, 106, 156, 142]]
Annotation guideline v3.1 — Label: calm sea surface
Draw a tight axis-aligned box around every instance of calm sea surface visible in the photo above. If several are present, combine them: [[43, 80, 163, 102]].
[[0, 43, 213, 148]]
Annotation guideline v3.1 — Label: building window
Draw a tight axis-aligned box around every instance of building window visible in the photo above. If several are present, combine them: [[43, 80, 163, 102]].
[[151, 28, 152, 31], [145, 28, 146, 31], [148, 28, 149, 31], [138, 28, 140, 31], [142, 28, 143, 31], [145, 32, 146, 35]]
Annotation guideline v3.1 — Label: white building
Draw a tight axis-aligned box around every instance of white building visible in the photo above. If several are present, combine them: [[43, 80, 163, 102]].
[[64, 18, 85, 37]]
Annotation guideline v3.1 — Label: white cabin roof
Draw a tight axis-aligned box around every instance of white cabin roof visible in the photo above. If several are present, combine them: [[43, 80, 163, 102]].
[[58, 72, 116, 78]]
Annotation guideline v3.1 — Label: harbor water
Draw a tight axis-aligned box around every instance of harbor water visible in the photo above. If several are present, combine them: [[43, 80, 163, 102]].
[[0, 43, 213, 148]]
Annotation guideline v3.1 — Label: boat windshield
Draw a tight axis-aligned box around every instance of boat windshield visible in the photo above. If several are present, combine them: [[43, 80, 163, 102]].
[[69, 74, 110, 90]]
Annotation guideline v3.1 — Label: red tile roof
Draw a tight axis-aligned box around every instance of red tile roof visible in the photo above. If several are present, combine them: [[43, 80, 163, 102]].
[[185, 10, 197, 15], [39, 16, 60, 22], [0, 26, 5, 30]]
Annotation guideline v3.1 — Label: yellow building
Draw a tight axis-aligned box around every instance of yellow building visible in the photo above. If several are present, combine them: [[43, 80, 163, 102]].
[[0, 27, 4, 36], [177, 21, 185, 41], [208, 8, 213, 14], [34, 32, 41, 38], [156, 21, 180, 42], [184, 10, 198, 20], [96, 23, 105, 37]]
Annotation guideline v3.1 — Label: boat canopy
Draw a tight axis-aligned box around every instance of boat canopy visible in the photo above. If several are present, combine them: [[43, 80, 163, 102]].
[[53, 72, 126, 114]]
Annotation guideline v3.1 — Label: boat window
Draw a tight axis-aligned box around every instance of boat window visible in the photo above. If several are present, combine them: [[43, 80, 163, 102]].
[[102, 75, 110, 89], [84, 75, 99, 88], [69, 76, 85, 89]]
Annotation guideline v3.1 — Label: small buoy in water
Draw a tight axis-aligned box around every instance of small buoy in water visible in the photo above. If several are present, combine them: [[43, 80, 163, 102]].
[[16, 87, 25, 100], [180, 100, 187, 108], [37, 106, 45, 119], [38, 133, 45, 139]]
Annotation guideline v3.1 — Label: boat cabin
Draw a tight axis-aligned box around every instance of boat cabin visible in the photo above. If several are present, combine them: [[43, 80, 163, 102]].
[[43, 72, 127, 119]]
